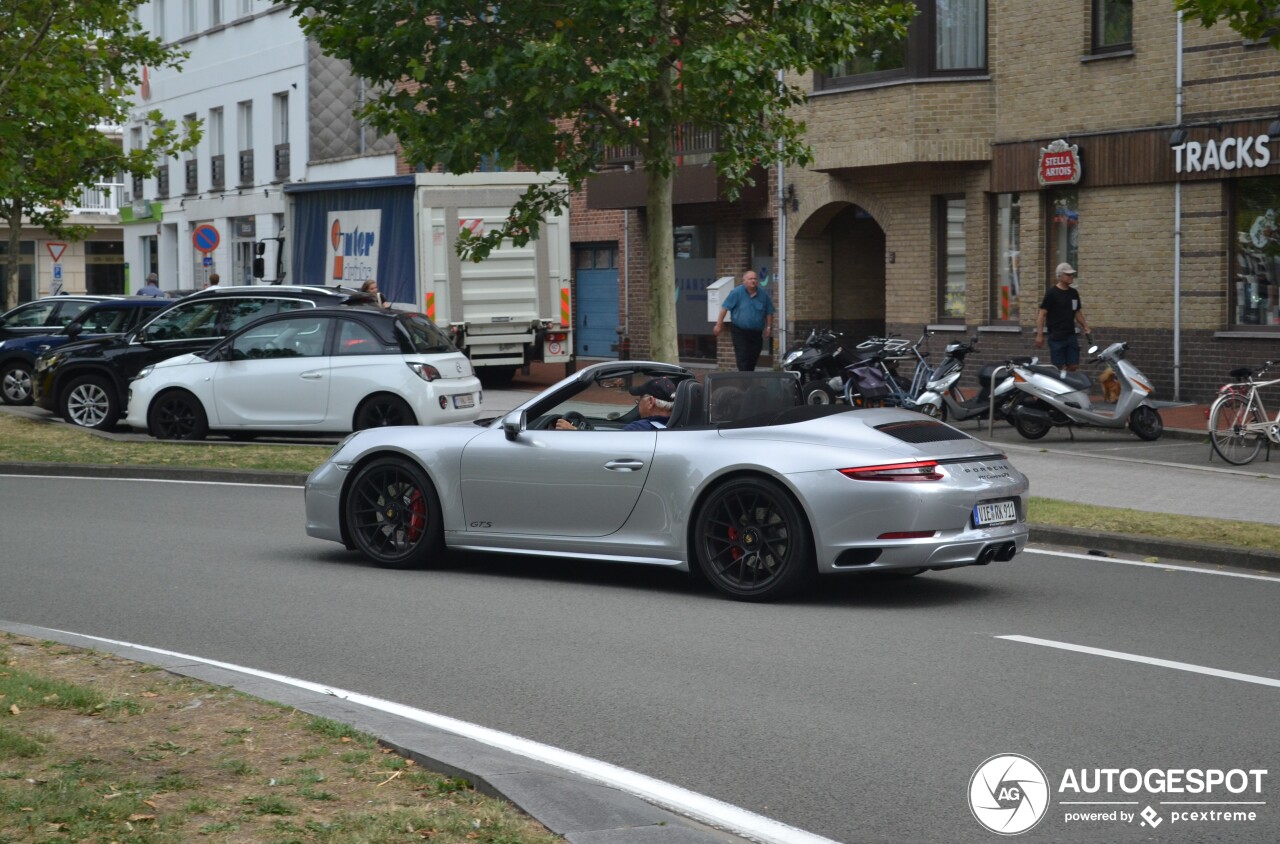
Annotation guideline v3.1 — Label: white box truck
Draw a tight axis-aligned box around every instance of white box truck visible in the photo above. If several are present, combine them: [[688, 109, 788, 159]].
[[417, 173, 573, 381]]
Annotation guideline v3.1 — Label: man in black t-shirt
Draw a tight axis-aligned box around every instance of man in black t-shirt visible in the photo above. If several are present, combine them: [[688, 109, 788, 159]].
[[1035, 262, 1092, 371]]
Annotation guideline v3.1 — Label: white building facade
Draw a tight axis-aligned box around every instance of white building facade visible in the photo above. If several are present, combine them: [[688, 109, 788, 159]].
[[123, 0, 397, 293]]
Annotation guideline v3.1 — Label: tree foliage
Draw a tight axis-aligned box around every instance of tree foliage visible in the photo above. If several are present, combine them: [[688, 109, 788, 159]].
[[286, 0, 913, 362], [0, 0, 198, 309], [1176, 0, 1280, 48]]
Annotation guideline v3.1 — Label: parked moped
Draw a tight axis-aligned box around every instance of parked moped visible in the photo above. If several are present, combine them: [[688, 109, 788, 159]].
[[1008, 341, 1163, 440], [781, 329, 864, 404], [914, 335, 1022, 424]]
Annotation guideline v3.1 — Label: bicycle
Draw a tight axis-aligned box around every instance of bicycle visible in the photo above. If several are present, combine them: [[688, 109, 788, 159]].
[[843, 330, 939, 415], [1206, 360, 1280, 465]]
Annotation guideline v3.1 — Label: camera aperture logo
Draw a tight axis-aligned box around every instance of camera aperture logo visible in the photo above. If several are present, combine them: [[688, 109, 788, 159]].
[[969, 754, 1050, 835]]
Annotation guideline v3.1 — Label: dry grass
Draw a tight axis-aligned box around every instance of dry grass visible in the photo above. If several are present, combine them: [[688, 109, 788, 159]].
[[0, 634, 561, 844]]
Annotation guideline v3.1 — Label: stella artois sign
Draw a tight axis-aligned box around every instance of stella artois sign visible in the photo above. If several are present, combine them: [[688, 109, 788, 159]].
[[1038, 139, 1081, 187]]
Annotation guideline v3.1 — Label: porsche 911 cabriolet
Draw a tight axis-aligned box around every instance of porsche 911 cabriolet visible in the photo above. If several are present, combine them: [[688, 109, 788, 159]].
[[304, 361, 1029, 601]]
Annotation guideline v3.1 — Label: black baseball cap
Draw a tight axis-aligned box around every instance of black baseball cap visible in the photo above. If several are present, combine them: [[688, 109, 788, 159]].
[[630, 376, 677, 402]]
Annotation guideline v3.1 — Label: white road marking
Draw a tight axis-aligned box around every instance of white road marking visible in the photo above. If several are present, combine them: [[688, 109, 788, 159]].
[[41, 628, 839, 844], [0, 473, 300, 489], [1029, 547, 1280, 582], [998, 635, 1280, 688]]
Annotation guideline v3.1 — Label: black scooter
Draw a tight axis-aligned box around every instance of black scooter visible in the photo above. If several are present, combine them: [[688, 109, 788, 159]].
[[914, 336, 1023, 423], [781, 329, 863, 404]]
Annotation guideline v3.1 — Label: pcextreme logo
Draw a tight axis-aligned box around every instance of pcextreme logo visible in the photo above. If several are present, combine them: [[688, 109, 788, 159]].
[[969, 754, 1269, 835]]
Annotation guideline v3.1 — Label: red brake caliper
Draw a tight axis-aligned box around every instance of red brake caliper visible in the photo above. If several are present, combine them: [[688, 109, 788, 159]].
[[407, 489, 426, 541], [727, 525, 743, 561]]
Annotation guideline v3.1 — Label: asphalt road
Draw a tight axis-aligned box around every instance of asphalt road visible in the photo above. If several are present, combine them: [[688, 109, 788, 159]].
[[2, 475, 1277, 843]]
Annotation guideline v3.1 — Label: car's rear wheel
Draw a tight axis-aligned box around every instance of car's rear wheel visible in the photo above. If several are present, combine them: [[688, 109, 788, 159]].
[[693, 477, 813, 601], [354, 395, 416, 430], [0, 361, 33, 405], [148, 390, 209, 440], [61, 375, 119, 430], [344, 457, 443, 569]]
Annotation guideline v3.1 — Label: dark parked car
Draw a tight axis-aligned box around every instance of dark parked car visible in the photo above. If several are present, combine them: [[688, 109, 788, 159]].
[[33, 285, 377, 431], [0, 296, 119, 342], [0, 298, 170, 405]]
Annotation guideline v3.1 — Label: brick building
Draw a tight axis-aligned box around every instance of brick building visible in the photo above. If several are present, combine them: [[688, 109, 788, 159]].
[[782, 2, 1280, 403]]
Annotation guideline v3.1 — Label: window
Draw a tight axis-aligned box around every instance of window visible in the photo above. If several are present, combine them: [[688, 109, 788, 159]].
[[237, 100, 253, 149], [818, 0, 986, 89], [992, 193, 1022, 321], [3, 302, 57, 328], [1231, 177, 1280, 329], [239, 0, 254, 16], [1093, 0, 1133, 53], [231, 317, 330, 360], [224, 298, 306, 333], [184, 0, 198, 34], [211, 0, 223, 26], [154, 1, 166, 41], [938, 196, 966, 320], [336, 319, 392, 355], [1047, 190, 1079, 291], [273, 93, 289, 145]]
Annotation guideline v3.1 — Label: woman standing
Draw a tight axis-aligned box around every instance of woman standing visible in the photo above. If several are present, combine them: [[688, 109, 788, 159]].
[[360, 280, 390, 308]]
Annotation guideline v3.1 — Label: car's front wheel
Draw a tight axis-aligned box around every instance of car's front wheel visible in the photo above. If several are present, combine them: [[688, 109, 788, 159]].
[[148, 390, 209, 440], [344, 457, 443, 569], [354, 395, 416, 430], [61, 375, 119, 430], [0, 360, 33, 405], [693, 477, 814, 601]]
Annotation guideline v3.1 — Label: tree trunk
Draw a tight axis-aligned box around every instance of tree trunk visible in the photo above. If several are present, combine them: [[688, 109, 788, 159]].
[[645, 166, 677, 363], [3, 201, 23, 311]]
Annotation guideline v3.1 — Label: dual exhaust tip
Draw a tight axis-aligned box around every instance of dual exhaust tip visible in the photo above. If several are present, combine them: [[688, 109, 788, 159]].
[[976, 541, 1018, 565]]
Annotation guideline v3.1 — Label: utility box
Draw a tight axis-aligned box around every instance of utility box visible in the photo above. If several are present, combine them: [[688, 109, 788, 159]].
[[707, 276, 735, 322]]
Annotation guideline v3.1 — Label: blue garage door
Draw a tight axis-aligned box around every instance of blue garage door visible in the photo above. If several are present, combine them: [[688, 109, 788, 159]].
[[575, 246, 619, 359]]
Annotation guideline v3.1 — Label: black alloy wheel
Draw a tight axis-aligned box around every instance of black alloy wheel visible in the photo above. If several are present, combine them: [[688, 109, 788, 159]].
[[694, 477, 813, 601], [354, 395, 416, 430], [148, 390, 209, 440], [344, 457, 443, 569], [61, 375, 119, 431], [1129, 405, 1163, 441], [0, 361, 33, 405]]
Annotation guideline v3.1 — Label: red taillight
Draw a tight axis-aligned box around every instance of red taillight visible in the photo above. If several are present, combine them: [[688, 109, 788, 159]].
[[408, 362, 441, 382], [878, 530, 938, 540], [546, 332, 567, 343], [840, 460, 944, 482]]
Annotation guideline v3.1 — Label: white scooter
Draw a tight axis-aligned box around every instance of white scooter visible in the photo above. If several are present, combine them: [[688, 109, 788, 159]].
[[1007, 341, 1163, 441]]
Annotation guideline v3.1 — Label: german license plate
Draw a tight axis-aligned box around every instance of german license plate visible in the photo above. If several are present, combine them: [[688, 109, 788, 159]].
[[453, 394, 475, 409], [974, 500, 1017, 527]]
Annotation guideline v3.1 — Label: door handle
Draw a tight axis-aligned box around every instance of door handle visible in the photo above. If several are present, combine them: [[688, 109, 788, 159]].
[[604, 459, 644, 471], [300, 371, 324, 380]]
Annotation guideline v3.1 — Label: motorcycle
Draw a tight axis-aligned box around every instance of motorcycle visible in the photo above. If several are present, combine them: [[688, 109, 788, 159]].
[[914, 336, 1023, 424], [782, 329, 864, 404], [1008, 341, 1164, 440]]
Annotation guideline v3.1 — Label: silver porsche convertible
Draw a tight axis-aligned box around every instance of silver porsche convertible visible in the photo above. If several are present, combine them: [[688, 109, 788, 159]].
[[304, 361, 1029, 601]]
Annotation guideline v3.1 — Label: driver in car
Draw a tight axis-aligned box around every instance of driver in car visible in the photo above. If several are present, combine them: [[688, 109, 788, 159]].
[[555, 376, 677, 431]]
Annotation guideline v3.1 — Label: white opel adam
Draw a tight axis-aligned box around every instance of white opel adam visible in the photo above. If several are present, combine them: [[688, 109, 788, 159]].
[[125, 307, 482, 439]]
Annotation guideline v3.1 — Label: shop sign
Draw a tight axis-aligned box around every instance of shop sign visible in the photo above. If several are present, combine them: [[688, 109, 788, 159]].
[[1038, 140, 1082, 186], [1173, 133, 1273, 174]]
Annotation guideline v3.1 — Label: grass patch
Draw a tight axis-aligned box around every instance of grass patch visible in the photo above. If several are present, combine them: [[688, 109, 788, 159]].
[[0, 414, 325, 473], [1029, 497, 1280, 552]]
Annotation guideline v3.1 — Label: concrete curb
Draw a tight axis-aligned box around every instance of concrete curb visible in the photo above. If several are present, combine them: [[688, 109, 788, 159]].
[[0, 622, 743, 844]]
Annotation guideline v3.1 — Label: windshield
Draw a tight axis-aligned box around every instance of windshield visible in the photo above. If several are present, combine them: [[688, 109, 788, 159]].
[[398, 314, 456, 353]]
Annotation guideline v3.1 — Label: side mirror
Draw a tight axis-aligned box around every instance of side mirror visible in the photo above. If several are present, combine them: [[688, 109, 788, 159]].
[[502, 409, 527, 441], [64, 323, 82, 339]]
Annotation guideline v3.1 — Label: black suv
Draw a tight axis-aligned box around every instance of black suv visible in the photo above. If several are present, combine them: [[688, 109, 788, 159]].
[[33, 285, 376, 430], [1, 298, 170, 405]]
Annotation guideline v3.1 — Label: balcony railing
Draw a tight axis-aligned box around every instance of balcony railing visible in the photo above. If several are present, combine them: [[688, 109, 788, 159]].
[[184, 159, 198, 194], [602, 124, 719, 168], [211, 154, 225, 190], [238, 149, 254, 186], [65, 182, 126, 214], [156, 165, 170, 198], [273, 143, 290, 181]]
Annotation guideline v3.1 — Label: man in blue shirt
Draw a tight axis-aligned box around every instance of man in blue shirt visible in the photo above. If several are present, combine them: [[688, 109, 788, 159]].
[[137, 273, 166, 298], [713, 269, 774, 371]]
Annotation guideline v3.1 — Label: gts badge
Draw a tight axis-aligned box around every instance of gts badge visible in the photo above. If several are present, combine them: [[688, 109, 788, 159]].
[[469, 521, 493, 529]]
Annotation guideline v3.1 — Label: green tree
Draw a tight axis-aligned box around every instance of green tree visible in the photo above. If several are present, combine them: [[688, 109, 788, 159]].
[[0, 0, 198, 309], [1176, 0, 1280, 48], [286, 0, 912, 362]]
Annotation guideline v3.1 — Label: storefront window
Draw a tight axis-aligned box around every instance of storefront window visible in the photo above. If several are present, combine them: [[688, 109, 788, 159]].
[[1047, 190, 1079, 287], [938, 196, 966, 320], [992, 193, 1021, 321], [1233, 176, 1280, 328], [674, 224, 718, 360]]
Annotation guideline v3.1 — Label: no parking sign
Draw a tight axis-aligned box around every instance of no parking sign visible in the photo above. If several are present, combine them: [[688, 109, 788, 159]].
[[192, 224, 220, 254]]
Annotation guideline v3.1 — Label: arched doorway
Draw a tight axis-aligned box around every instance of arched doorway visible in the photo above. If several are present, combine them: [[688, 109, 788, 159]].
[[792, 202, 886, 342]]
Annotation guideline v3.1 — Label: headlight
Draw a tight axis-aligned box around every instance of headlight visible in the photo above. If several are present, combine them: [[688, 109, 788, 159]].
[[0, 340, 6, 350], [134, 365, 155, 380], [783, 349, 802, 365], [36, 354, 57, 372]]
